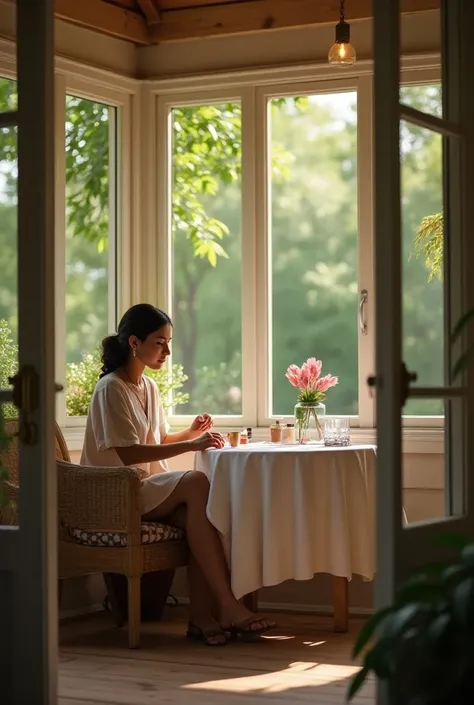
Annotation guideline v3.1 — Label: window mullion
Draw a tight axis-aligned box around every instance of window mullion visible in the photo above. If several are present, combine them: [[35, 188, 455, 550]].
[[241, 87, 258, 427], [255, 87, 271, 426]]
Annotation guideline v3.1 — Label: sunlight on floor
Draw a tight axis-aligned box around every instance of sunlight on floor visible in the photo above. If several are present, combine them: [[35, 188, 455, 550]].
[[182, 661, 360, 694]]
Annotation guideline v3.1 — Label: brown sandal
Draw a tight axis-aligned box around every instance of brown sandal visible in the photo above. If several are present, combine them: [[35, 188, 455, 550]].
[[226, 616, 277, 642], [186, 622, 230, 646]]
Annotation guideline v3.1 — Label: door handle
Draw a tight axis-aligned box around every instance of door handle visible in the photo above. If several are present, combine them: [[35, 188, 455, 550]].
[[359, 289, 368, 336], [8, 367, 63, 445]]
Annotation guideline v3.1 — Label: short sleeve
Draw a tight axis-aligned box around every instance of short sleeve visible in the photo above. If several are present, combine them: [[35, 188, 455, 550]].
[[146, 376, 170, 440], [159, 398, 170, 440], [90, 381, 140, 452]]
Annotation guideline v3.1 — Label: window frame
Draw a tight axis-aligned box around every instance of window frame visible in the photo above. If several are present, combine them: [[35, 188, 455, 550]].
[[0, 46, 137, 432], [155, 87, 256, 426], [55, 73, 135, 428], [254, 77, 369, 428], [154, 63, 443, 432], [0, 41, 446, 447]]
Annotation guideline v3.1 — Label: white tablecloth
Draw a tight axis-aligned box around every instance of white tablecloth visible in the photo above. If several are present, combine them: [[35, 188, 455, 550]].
[[194, 443, 376, 600]]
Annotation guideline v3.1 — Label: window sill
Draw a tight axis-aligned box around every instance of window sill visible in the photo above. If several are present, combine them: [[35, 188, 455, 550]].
[[61, 424, 444, 455]]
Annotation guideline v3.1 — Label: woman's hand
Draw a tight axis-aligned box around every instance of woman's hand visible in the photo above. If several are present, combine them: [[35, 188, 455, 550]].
[[191, 431, 225, 452], [188, 413, 213, 439]]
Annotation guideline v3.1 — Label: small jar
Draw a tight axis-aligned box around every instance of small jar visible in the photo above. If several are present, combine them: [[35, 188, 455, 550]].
[[240, 428, 248, 444], [282, 423, 296, 444], [247, 427, 253, 442], [270, 420, 282, 443]]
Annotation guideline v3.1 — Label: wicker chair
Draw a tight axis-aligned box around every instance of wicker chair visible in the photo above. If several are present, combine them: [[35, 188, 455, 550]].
[[0, 420, 189, 648]]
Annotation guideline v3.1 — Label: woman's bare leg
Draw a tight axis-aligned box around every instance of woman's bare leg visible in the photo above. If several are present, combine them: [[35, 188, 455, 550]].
[[144, 472, 274, 632], [166, 505, 224, 645]]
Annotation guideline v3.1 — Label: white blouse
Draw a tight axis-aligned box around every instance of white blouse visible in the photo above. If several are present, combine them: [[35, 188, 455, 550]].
[[81, 372, 170, 476]]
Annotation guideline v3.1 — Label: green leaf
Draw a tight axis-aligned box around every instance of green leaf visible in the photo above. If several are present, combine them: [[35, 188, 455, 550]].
[[352, 606, 393, 658], [428, 612, 450, 643], [347, 665, 370, 701], [396, 581, 445, 606], [437, 533, 470, 550], [461, 544, 474, 569], [453, 577, 474, 629], [383, 603, 424, 639]]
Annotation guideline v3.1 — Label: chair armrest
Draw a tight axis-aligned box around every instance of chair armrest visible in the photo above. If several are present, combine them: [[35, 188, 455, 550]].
[[57, 460, 142, 543]]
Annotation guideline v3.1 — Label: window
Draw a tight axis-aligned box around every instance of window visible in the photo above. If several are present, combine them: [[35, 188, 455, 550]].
[[268, 92, 359, 417], [162, 87, 362, 426], [161, 77, 443, 429], [400, 83, 444, 416], [0, 77, 18, 419], [64, 95, 118, 418], [169, 102, 243, 416]]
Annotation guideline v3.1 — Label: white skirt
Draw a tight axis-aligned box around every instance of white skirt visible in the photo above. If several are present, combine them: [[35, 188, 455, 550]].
[[140, 470, 191, 515]]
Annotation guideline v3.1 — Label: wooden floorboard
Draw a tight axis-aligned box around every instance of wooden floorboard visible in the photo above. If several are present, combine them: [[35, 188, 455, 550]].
[[59, 608, 375, 705]]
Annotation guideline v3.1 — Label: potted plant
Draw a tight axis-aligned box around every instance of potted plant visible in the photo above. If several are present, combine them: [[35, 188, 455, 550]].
[[348, 535, 474, 705]]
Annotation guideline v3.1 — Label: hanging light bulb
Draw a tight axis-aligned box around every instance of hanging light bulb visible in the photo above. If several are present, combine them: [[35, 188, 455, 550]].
[[328, 0, 356, 67]]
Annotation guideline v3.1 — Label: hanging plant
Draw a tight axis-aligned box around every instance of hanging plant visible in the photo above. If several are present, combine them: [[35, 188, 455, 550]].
[[414, 211, 443, 281]]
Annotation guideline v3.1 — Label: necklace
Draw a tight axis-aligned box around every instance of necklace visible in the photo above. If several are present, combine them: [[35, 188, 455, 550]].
[[120, 368, 148, 418], [122, 368, 143, 388]]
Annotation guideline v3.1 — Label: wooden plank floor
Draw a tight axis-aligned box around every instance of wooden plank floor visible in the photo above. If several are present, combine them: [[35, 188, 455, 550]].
[[59, 608, 375, 705]]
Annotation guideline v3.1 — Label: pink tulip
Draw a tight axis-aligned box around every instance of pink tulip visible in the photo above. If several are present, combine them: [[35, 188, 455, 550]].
[[315, 375, 339, 392], [306, 357, 322, 382], [285, 364, 302, 388], [299, 363, 311, 387]]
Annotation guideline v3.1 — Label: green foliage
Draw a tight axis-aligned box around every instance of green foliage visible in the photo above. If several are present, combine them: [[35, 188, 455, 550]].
[[0, 320, 188, 419], [414, 211, 444, 281], [65, 347, 189, 417], [0, 78, 449, 417], [0, 319, 18, 419], [65, 96, 111, 253], [348, 537, 474, 705], [191, 353, 242, 415]]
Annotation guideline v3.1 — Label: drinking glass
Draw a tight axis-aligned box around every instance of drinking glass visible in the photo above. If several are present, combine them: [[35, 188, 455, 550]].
[[323, 417, 350, 446]]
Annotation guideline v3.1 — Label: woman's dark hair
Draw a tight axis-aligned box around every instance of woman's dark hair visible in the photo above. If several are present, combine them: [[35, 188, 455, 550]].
[[100, 304, 172, 378]]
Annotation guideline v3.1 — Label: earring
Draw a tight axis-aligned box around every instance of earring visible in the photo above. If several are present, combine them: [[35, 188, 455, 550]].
[[132, 348, 136, 358]]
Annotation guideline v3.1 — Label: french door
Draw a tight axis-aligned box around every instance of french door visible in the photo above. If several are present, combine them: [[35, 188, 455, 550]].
[[374, 0, 474, 690], [0, 1, 57, 702]]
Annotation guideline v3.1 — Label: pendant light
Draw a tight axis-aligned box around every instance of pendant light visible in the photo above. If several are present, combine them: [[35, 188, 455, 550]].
[[328, 0, 356, 67]]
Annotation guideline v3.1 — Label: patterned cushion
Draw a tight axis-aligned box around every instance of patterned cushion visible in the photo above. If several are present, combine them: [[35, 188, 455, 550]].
[[69, 522, 185, 548]]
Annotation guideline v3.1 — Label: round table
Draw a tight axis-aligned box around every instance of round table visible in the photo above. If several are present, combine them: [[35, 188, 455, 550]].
[[194, 442, 376, 632]]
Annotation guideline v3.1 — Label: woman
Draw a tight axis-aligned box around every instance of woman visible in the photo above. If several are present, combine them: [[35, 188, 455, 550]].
[[81, 303, 275, 646]]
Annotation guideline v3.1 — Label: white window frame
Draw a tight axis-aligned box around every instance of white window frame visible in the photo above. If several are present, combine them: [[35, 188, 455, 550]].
[[151, 57, 443, 436], [155, 87, 256, 427], [0, 40, 137, 437], [0, 38, 446, 452], [55, 75, 133, 429], [254, 77, 370, 428]]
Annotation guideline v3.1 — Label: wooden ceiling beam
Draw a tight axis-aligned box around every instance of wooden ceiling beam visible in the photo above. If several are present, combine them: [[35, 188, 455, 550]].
[[2, 0, 150, 45], [151, 0, 440, 43], [54, 0, 150, 43], [135, 0, 161, 25]]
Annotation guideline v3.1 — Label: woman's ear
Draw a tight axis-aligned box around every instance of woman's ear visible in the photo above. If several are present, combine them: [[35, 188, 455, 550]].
[[128, 334, 139, 352]]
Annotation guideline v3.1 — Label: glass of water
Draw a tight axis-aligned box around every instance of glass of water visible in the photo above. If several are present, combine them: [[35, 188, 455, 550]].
[[323, 417, 351, 447]]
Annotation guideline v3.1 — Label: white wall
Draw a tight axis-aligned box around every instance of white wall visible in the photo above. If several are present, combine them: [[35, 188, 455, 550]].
[[136, 11, 440, 79], [0, 1, 136, 76]]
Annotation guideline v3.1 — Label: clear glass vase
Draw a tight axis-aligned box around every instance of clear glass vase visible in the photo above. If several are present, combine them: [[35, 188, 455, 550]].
[[294, 401, 326, 444]]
